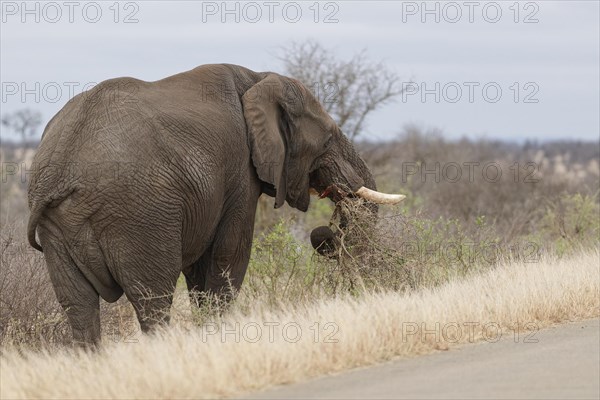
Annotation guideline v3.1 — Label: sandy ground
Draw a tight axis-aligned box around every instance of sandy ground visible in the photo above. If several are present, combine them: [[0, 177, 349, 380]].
[[245, 319, 600, 400]]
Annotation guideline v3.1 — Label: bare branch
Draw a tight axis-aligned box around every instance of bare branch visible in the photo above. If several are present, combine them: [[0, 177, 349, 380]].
[[1, 109, 43, 144], [278, 40, 403, 142]]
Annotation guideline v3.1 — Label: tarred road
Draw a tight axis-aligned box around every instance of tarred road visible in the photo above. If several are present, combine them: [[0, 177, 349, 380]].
[[246, 319, 600, 400]]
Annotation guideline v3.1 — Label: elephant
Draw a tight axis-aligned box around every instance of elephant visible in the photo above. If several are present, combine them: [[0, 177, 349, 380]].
[[27, 64, 404, 345]]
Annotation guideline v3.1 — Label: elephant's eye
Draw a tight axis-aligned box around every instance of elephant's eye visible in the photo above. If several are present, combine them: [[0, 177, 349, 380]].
[[324, 136, 333, 149]]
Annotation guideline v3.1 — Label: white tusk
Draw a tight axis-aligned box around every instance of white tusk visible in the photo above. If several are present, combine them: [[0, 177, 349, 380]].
[[309, 188, 320, 196], [355, 187, 406, 205]]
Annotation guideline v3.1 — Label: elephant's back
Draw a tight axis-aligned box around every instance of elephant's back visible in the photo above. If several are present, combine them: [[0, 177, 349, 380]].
[[33, 77, 153, 165], [29, 77, 187, 219]]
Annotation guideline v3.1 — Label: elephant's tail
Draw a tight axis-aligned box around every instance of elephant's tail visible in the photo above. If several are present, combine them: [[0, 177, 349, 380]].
[[27, 188, 75, 252], [27, 202, 46, 252], [27, 200, 51, 251]]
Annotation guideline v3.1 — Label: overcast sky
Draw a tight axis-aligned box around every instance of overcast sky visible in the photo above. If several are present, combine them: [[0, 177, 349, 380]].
[[1, 0, 599, 142]]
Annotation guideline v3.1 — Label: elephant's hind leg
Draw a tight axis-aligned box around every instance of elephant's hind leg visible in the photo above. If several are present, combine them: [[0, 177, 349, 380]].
[[38, 227, 101, 347], [128, 286, 176, 334], [114, 234, 182, 335]]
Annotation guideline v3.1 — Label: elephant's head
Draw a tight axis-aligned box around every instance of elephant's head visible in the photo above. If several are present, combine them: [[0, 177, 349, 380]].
[[242, 73, 404, 255]]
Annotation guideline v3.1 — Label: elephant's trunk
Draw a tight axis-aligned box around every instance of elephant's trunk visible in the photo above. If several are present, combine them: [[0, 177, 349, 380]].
[[310, 142, 404, 258]]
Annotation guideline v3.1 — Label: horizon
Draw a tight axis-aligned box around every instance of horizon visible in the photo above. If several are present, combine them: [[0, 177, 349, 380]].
[[1, 1, 599, 143]]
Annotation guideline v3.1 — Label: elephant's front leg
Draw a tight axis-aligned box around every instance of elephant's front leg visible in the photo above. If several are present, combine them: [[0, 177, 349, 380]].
[[185, 201, 258, 309], [183, 255, 209, 307]]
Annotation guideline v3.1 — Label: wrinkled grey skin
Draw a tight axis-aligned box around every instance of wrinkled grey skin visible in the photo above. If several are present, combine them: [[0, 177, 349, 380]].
[[27, 64, 377, 345]]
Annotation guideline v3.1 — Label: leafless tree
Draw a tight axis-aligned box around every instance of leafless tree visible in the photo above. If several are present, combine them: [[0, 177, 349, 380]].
[[278, 40, 403, 142], [1, 109, 42, 144]]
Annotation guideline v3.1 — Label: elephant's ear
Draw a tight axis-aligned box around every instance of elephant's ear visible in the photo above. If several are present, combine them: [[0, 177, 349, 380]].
[[242, 74, 290, 208]]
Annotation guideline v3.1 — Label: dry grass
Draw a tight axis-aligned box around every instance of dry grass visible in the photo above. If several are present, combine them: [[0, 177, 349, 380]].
[[1, 249, 598, 399], [1, 137, 598, 398]]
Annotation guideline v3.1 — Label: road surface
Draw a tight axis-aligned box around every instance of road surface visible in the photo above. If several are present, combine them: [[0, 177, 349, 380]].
[[245, 319, 599, 399]]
